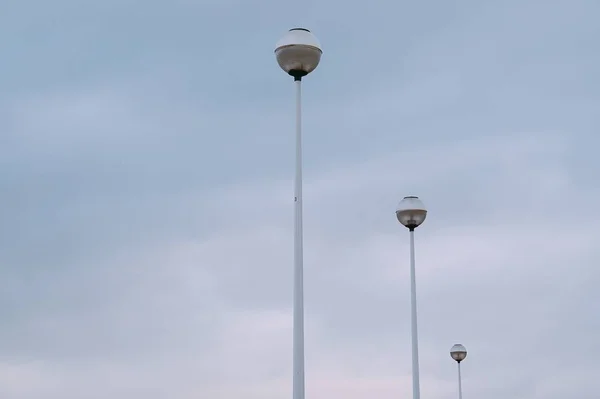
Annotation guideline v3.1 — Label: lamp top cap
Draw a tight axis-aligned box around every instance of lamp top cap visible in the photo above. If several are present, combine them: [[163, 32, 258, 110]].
[[396, 196, 427, 213], [450, 343, 467, 353], [275, 28, 322, 52]]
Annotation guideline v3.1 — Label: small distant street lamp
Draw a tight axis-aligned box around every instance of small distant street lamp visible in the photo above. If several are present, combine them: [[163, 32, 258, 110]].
[[450, 343, 468, 399], [275, 28, 323, 399], [396, 196, 428, 399]]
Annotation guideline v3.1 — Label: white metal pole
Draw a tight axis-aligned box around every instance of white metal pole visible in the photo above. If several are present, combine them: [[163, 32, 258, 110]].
[[409, 229, 421, 399], [293, 77, 305, 399], [458, 362, 463, 399]]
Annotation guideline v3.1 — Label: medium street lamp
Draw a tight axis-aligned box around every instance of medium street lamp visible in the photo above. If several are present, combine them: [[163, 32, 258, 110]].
[[275, 28, 323, 399], [396, 196, 428, 399], [450, 343, 467, 399]]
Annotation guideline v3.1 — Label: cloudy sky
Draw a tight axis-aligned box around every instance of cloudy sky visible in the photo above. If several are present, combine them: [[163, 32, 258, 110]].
[[1, 0, 599, 398]]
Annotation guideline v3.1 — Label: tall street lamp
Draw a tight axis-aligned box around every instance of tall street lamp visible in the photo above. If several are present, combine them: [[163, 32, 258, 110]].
[[396, 195, 428, 399], [275, 28, 323, 399], [450, 343, 468, 399]]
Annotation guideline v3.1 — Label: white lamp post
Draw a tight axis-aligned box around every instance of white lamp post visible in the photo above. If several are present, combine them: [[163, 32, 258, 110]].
[[396, 196, 428, 399], [275, 28, 322, 399], [450, 344, 467, 399]]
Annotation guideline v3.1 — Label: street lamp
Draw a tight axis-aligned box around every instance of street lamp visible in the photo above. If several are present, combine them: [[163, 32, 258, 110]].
[[450, 344, 467, 399], [275, 28, 322, 399], [396, 195, 428, 399]]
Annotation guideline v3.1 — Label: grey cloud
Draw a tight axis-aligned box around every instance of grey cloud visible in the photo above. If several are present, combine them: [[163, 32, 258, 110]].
[[1, 0, 599, 398]]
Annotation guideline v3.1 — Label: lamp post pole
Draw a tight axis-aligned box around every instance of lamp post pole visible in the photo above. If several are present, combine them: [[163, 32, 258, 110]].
[[450, 344, 468, 399], [396, 196, 428, 399], [275, 28, 323, 399]]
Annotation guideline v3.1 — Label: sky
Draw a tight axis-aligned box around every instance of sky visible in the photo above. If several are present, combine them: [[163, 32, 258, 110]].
[[0, 0, 599, 398]]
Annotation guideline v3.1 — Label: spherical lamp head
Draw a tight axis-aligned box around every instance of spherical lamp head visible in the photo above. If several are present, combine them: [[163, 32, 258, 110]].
[[275, 28, 322, 79], [450, 344, 467, 363], [396, 196, 427, 230]]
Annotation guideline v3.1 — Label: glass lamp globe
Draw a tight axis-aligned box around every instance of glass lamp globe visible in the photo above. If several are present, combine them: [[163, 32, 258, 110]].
[[450, 344, 467, 363], [275, 28, 322, 78], [396, 196, 427, 229]]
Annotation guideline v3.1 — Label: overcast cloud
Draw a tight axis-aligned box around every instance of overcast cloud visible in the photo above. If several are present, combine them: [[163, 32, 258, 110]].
[[1, 0, 599, 398]]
